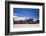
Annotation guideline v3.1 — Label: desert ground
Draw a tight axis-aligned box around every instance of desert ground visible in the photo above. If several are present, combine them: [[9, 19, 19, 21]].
[[13, 19, 39, 24]]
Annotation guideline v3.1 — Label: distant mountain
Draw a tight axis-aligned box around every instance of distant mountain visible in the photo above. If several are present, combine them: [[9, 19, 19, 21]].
[[13, 16, 38, 21], [13, 16, 31, 21]]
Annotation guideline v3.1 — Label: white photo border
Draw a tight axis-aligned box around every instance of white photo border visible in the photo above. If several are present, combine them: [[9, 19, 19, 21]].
[[10, 4, 43, 32]]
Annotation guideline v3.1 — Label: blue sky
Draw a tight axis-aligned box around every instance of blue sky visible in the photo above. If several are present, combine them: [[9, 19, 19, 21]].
[[13, 8, 39, 19]]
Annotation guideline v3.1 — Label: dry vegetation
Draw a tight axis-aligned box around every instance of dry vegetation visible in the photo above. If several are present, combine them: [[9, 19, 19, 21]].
[[13, 18, 39, 24]]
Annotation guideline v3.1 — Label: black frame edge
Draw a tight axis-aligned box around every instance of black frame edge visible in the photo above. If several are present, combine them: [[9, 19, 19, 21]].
[[5, 1, 45, 35], [5, 1, 10, 35], [42, 3, 45, 33]]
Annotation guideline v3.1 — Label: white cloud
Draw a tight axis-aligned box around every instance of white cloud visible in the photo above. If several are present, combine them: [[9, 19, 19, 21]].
[[13, 16, 30, 21], [33, 18, 38, 21], [13, 16, 38, 21]]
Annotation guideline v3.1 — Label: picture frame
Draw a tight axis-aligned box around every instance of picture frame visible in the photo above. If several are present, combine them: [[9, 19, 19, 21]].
[[5, 1, 45, 35]]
